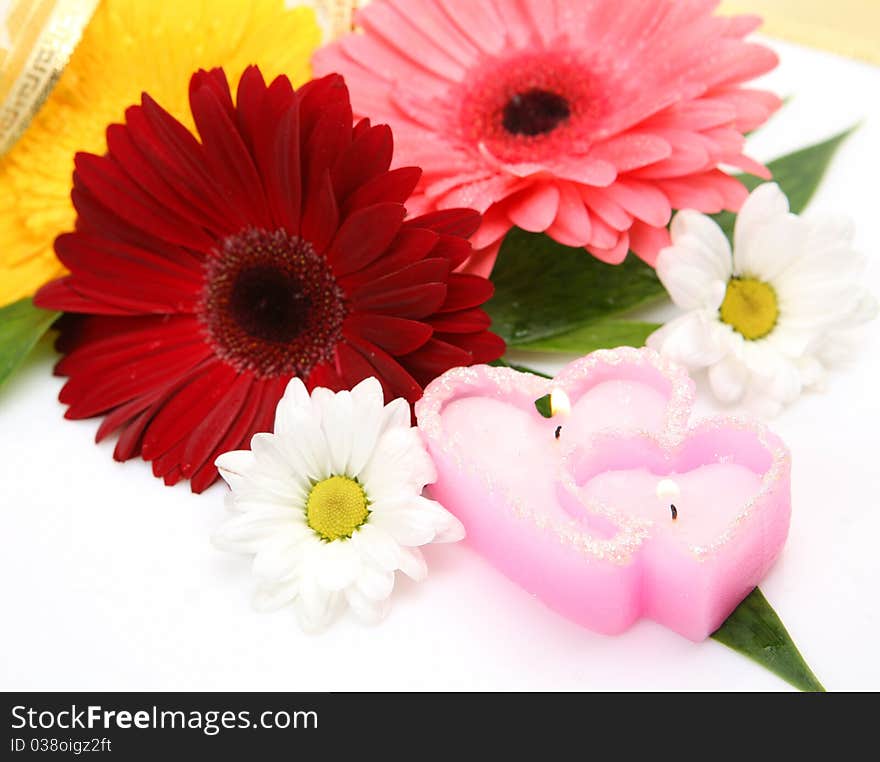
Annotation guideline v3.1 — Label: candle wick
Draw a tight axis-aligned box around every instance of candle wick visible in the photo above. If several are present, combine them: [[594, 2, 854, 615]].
[[670, 504, 678, 521], [555, 425, 562, 440]]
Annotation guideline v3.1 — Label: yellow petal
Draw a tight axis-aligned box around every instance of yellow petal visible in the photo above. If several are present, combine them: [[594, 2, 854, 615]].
[[0, 0, 321, 308]]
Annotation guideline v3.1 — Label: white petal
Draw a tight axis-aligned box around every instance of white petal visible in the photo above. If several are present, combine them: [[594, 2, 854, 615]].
[[734, 214, 806, 283], [347, 378, 386, 477], [273, 403, 331, 482], [294, 578, 338, 632], [369, 496, 456, 546], [250, 433, 309, 488], [844, 290, 879, 327], [350, 523, 401, 571], [360, 428, 437, 500], [707, 355, 749, 404], [274, 378, 312, 434], [252, 531, 314, 581], [312, 539, 362, 592], [215, 449, 257, 482], [797, 353, 827, 392], [379, 397, 411, 436], [354, 563, 396, 601], [213, 515, 306, 555], [345, 587, 390, 625], [801, 211, 855, 255], [733, 183, 789, 257], [670, 210, 733, 272], [397, 546, 428, 581], [646, 312, 728, 370], [321, 389, 354, 476], [253, 579, 300, 612], [741, 343, 803, 410], [657, 215, 732, 311]]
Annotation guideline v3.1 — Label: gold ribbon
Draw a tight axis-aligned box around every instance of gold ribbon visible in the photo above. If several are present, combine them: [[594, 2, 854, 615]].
[[721, 1, 880, 65], [0, 0, 99, 157], [309, 0, 366, 41]]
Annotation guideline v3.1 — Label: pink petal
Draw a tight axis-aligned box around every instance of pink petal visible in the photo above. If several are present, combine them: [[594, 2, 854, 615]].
[[471, 203, 514, 250], [580, 187, 632, 231], [586, 231, 630, 265], [589, 133, 672, 173], [547, 183, 592, 247], [604, 179, 672, 228], [629, 220, 671, 266], [358, 1, 467, 82], [506, 183, 560, 233], [457, 239, 503, 278]]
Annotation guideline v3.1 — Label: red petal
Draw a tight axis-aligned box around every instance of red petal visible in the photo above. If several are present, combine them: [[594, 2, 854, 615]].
[[300, 170, 339, 253], [335, 341, 381, 391], [189, 68, 235, 120], [180, 372, 255, 477], [189, 79, 271, 228], [428, 234, 472, 270], [398, 338, 473, 386], [55, 233, 200, 312], [139, 93, 245, 230], [333, 123, 393, 201], [351, 258, 449, 303], [141, 362, 239, 460], [36, 278, 131, 315], [56, 316, 203, 377], [342, 167, 422, 215], [439, 331, 506, 363], [337, 227, 438, 291], [106, 123, 230, 237], [351, 283, 446, 320], [188, 374, 276, 493], [343, 314, 432, 355], [427, 308, 491, 333], [297, 74, 350, 147], [63, 345, 214, 419], [406, 208, 482, 238], [248, 76, 302, 233], [302, 97, 352, 195], [73, 153, 215, 251], [326, 202, 406, 277], [234, 65, 268, 154], [346, 336, 423, 403], [438, 273, 495, 312]]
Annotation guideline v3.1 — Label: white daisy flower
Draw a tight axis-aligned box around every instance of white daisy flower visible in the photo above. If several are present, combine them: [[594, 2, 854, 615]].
[[213, 377, 464, 632], [647, 183, 877, 415]]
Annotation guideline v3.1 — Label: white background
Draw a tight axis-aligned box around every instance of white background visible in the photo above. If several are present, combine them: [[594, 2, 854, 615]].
[[2, 40, 878, 691]]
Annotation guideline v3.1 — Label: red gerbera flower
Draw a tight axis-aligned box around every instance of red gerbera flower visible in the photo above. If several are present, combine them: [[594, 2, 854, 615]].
[[35, 67, 504, 493]]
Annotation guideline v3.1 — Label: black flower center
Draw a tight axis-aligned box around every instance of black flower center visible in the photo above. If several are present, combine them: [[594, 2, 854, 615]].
[[200, 228, 346, 378], [229, 265, 311, 343], [502, 89, 571, 136]]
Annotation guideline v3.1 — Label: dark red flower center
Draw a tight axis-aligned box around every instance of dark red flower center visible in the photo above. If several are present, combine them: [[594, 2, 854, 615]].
[[200, 228, 346, 378], [502, 89, 571, 136]]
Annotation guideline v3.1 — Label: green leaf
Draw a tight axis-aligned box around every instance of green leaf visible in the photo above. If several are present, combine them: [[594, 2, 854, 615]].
[[713, 127, 856, 239], [516, 319, 661, 354], [0, 298, 59, 389], [489, 358, 552, 379], [712, 587, 825, 692], [534, 394, 552, 417], [487, 228, 665, 345]]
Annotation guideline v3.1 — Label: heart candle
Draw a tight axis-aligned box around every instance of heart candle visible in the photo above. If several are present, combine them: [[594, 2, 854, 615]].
[[415, 348, 791, 641]]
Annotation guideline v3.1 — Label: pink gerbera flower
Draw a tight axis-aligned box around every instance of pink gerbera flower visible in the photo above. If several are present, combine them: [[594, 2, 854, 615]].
[[313, 0, 781, 275]]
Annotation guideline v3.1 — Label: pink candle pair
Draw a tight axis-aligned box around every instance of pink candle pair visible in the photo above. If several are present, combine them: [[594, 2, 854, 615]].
[[415, 348, 791, 641]]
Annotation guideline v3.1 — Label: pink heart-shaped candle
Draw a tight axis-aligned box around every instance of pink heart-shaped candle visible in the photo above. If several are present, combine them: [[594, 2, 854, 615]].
[[415, 348, 791, 640]]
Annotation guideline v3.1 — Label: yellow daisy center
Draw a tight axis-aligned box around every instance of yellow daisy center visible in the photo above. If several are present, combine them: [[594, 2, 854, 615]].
[[306, 476, 369, 541], [719, 277, 779, 340]]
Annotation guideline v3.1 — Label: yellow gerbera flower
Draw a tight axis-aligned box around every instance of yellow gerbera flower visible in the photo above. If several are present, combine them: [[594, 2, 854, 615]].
[[0, 0, 321, 307]]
